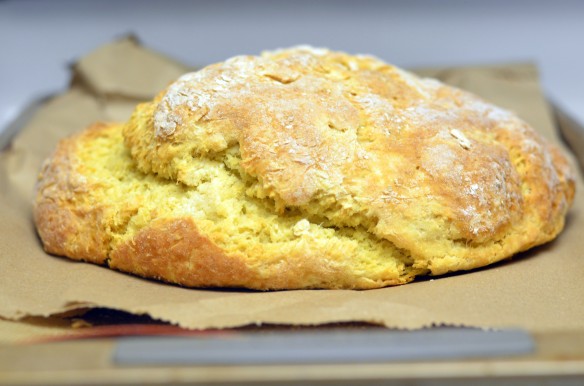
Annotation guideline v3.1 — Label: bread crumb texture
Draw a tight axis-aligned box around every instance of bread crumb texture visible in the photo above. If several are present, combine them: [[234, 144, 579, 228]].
[[34, 47, 576, 289]]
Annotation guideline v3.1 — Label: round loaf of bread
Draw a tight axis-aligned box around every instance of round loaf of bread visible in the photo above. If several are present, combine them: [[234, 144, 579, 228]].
[[34, 47, 575, 289]]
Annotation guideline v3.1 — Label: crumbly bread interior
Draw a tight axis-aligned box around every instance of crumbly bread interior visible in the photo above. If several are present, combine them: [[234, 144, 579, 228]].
[[34, 47, 576, 289], [35, 123, 418, 289]]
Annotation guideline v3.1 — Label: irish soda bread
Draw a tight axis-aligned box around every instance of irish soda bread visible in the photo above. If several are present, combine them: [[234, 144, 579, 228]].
[[34, 47, 576, 289]]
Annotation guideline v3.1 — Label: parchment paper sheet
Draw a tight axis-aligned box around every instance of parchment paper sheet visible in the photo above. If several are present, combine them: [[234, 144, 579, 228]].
[[1, 37, 582, 334]]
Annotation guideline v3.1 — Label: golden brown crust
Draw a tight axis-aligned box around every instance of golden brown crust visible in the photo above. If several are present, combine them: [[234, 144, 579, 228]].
[[33, 123, 112, 264], [109, 217, 409, 290], [33, 47, 576, 289], [109, 218, 257, 287]]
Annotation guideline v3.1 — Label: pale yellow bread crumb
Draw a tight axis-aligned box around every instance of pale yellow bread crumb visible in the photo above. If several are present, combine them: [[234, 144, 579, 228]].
[[34, 123, 418, 289], [34, 47, 575, 289]]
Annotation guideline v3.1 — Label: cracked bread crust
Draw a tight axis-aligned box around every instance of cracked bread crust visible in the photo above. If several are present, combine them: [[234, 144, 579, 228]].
[[33, 124, 112, 265], [34, 123, 418, 289], [34, 47, 576, 289]]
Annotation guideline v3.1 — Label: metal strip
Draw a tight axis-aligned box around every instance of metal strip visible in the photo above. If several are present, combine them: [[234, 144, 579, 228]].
[[114, 328, 534, 365]]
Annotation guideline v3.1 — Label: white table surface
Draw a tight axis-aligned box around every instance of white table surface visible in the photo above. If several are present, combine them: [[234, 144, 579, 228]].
[[1, 0, 583, 138]]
